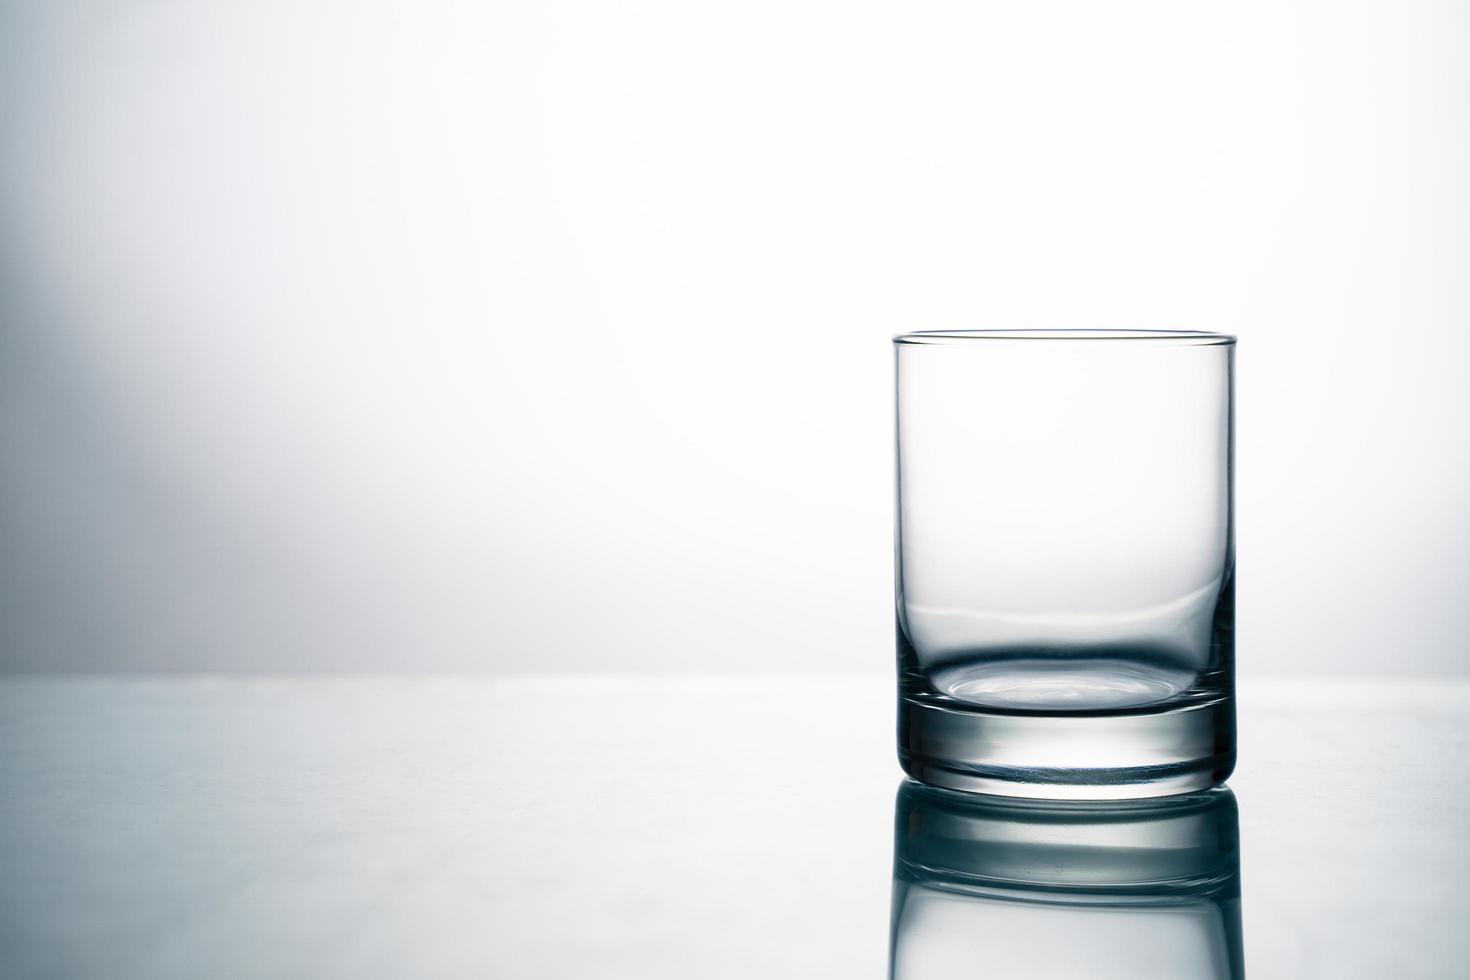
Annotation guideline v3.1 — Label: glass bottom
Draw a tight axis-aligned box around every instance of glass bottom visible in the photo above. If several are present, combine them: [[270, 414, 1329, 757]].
[[898, 694, 1235, 800], [929, 655, 1198, 712]]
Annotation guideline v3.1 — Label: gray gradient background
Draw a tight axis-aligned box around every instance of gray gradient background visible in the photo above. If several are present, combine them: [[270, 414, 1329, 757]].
[[2, 0, 1467, 675]]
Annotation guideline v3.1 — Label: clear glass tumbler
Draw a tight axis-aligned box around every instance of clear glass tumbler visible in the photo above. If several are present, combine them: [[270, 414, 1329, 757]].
[[894, 330, 1235, 798]]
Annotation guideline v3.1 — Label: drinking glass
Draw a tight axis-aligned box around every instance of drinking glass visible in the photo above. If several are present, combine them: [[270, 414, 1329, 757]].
[[889, 779, 1244, 979], [894, 330, 1235, 798]]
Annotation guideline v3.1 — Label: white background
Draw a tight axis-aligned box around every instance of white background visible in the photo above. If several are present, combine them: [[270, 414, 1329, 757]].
[[2, 0, 1466, 675]]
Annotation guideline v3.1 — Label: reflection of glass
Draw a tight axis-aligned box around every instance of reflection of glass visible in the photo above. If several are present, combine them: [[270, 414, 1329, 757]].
[[889, 780, 1243, 979]]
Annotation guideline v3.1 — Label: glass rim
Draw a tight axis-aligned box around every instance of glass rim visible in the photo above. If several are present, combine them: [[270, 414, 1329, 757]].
[[894, 329, 1236, 346]]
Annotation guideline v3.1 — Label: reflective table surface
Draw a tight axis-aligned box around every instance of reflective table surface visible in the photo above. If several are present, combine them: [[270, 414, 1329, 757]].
[[1, 676, 1467, 979]]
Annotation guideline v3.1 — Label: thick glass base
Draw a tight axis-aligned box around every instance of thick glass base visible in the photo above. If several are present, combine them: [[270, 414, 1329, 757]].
[[898, 695, 1235, 800]]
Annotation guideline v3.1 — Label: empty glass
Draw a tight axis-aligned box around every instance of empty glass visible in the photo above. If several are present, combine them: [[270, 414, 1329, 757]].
[[894, 330, 1235, 798]]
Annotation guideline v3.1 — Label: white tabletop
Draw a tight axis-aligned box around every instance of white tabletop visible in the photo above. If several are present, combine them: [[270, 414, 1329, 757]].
[[1, 676, 1467, 979]]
